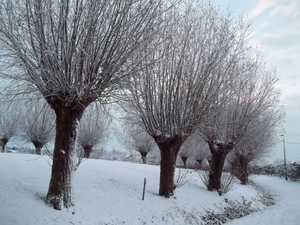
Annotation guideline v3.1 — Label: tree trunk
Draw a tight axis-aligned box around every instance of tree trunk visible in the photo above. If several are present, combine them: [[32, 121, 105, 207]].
[[207, 142, 234, 195], [140, 151, 148, 164], [181, 156, 187, 168], [240, 157, 248, 185], [46, 104, 84, 210], [155, 136, 183, 198], [230, 158, 240, 179], [208, 151, 228, 193], [238, 154, 249, 185], [230, 153, 250, 185], [83, 145, 93, 158], [32, 140, 44, 155], [159, 148, 178, 197], [1, 137, 9, 153]]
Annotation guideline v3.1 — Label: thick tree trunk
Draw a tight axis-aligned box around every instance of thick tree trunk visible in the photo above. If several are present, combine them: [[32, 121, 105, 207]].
[[46, 105, 83, 210], [159, 148, 178, 197], [239, 159, 248, 185], [237, 154, 249, 185], [83, 145, 93, 158], [155, 136, 183, 198], [207, 141, 234, 195], [32, 140, 44, 155], [140, 151, 148, 164], [230, 153, 250, 185], [208, 151, 228, 193]]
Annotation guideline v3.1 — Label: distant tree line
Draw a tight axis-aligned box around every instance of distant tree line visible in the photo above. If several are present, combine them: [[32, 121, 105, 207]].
[[252, 163, 300, 181]]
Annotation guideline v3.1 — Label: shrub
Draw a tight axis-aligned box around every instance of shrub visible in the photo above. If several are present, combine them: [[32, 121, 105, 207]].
[[174, 168, 193, 190], [198, 171, 238, 194]]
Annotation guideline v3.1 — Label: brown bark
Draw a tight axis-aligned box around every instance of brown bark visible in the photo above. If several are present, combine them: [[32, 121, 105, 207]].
[[46, 101, 85, 210], [231, 153, 250, 185], [155, 135, 183, 198], [208, 141, 234, 194]]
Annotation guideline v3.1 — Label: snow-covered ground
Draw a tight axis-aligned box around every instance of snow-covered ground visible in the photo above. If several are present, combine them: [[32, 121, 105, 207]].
[[227, 175, 300, 225], [0, 153, 299, 225]]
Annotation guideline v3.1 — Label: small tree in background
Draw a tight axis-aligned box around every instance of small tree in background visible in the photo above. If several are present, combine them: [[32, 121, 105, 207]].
[[200, 54, 281, 193], [194, 142, 211, 170], [130, 130, 155, 164], [228, 109, 282, 184], [179, 139, 195, 168], [136, 136, 154, 164], [21, 100, 55, 155], [179, 134, 210, 168], [0, 104, 19, 152], [77, 105, 111, 158], [118, 122, 155, 164]]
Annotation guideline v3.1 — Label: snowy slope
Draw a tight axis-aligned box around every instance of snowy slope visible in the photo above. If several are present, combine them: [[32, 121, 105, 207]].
[[0, 153, 299, 225], [227, 175, 300, 225]]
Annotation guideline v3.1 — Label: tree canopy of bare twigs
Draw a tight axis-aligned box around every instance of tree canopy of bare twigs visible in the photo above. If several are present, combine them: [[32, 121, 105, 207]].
[[179, 134, 210, 168], [0, 0, 168, 210], [0, 103, 19, 152], [199, 52, 282, 192], [228, 107, 283, 184], [21, 100, 55, 155], [122, 1, 252, 197], [77, 105, 111, 158], [119, 123, 155, 164]]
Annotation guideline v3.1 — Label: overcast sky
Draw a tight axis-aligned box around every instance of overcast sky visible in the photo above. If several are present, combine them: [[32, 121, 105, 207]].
[[215, 0, 300, 162]]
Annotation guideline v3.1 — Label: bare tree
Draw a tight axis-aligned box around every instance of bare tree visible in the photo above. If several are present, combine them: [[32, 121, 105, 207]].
[[77, 105, 110, 158], [179, 134, 208, 168], [122, 2, 250, 197], [199, 53, 281, 193], [0, 0, 166, 209], [229, 108, 283, 184], [178, 146, 191, 168], [0, 104, 19, 152], [193, 141, 211, 170], [21, 100, 55, 155], [121, 124, 155, 164]]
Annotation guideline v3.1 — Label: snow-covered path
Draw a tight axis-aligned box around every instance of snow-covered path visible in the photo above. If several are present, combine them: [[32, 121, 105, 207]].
[[227, 176, 300, 225]]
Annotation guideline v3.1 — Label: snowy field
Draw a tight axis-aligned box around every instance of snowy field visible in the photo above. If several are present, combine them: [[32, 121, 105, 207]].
[[0, 153, 299, 225]]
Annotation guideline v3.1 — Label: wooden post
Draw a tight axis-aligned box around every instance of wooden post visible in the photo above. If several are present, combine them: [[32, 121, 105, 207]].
[[142, 178, 147, 200]]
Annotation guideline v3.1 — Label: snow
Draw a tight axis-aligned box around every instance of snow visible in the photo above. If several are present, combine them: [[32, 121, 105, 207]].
[[0, 153, 299, 225], [227, 176, 300, 225]]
